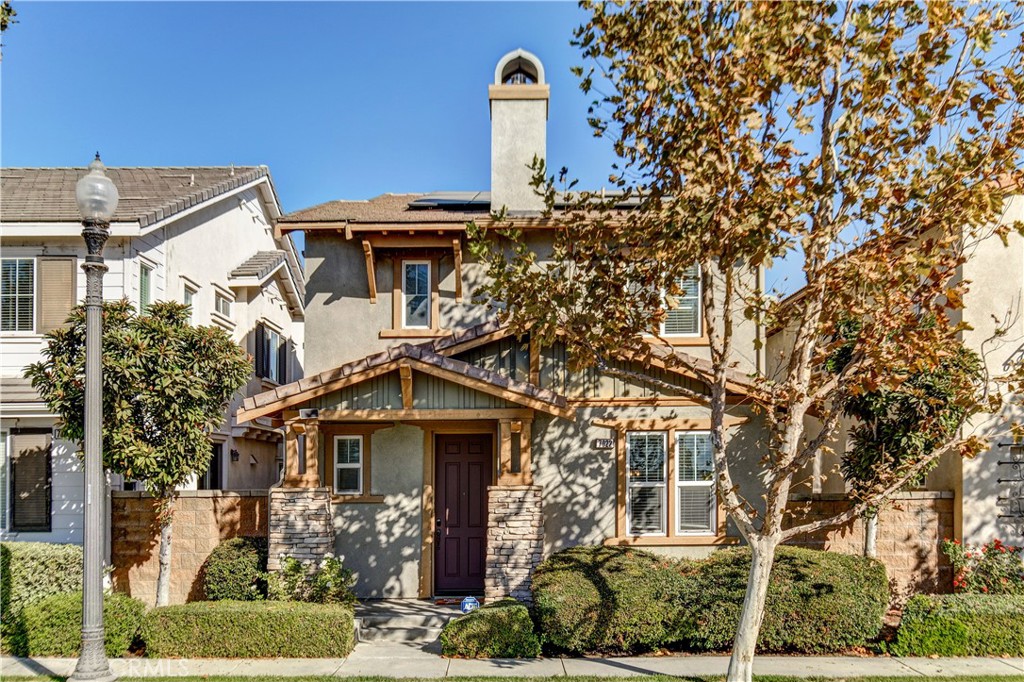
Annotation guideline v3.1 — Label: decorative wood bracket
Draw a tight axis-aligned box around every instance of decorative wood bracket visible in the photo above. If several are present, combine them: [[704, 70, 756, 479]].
[[362, 240, 377, 303], [399, 364, 414, 410]]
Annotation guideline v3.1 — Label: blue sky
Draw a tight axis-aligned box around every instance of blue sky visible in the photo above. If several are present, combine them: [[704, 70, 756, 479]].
[[1, 1, 802, 292]]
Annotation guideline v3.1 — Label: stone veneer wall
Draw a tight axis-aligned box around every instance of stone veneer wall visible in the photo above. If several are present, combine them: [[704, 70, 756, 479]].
[[485, 485, 544, 602], [784, 491, 955, 596], [267, 487, 333, 570], [110, 490, 267, 605]]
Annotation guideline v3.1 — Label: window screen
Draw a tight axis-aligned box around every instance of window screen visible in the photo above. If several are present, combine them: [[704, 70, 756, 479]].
[[1, 259, 35, 332], [662, 264, 701, 336], [9, 430, 52, 532], [677, 432, 716, 534], [627, 432, 666, 535]]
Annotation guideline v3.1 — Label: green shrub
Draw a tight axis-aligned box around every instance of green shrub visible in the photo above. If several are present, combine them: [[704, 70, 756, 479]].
[[890, 594, 1024, 656], [7, 591, 145, 657], [0, 542, 83, 636], [532, 544, 888, 655], [268, 554, 356, 605], [141, 600, 355, 658], [440, 599, 541, 658], [202, 537, 268, 601], [678, 546, 888, 653], [531, 545, 691, 654]]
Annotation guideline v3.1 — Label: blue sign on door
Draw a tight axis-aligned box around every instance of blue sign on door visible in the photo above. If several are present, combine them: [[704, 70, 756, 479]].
[[461, 596, 480, 613]]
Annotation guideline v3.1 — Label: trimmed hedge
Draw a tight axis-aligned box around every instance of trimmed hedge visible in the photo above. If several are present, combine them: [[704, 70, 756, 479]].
[[0, 542, 83, 635], [141, 600, 355, 658], [202, 537, 268, 601], [7, 591, 145, 657], [678, 546, 889, 653], [440, 599, 541, 658], [531, 545, 690, 654], [890, 594, 1024, 656], [531, 545, 888, 655]]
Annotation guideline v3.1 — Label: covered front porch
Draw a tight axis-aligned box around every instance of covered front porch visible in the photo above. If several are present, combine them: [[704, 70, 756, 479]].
[[236, 338, 573, 600]]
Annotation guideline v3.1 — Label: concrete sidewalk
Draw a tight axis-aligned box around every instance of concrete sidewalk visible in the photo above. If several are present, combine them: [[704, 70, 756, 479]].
[[2, 644, 1023, 678]]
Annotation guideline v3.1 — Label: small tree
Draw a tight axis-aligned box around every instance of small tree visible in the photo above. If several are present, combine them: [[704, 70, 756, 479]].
[[26, 300, 251, 606], [469, 3, 1024, 680]]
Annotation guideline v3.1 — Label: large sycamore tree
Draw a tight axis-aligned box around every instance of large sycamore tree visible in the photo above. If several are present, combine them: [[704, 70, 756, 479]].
[[469, 2, 1024, 680], [26, 301, 251, 606]]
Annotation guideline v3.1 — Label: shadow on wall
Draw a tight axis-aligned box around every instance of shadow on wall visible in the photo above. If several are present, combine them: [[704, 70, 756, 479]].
[[109, 492, 267, 605]]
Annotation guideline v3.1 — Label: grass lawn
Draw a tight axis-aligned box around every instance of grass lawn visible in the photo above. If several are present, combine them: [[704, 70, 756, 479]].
[[4, 677, 1023, 682], [4, 671, 1019, 675]]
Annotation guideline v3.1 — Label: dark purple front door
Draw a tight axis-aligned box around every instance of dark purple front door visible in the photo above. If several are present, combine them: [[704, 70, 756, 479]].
[[435, 433, 491, 595]]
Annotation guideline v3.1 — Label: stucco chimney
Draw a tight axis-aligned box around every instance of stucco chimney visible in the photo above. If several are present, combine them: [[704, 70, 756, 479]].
[[489, 49, 549, 216]]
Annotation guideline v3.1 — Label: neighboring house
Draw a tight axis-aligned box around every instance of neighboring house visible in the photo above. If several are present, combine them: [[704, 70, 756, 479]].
[[238, 50, 768, 601], [766, 203, 1024, 550], [0, 165, 305, 543]]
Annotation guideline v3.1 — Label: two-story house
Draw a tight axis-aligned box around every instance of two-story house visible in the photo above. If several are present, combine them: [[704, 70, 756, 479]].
[[238, 50, 765, 601], [0, 165, 304, 544]]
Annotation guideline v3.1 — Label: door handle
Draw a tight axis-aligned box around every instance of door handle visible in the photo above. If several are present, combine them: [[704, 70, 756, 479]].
[[435, 518, 443, 544]]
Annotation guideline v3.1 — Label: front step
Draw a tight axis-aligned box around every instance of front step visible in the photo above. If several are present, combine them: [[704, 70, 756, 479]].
[[355, 601, 461, 645], [358, 625, 444, 643]]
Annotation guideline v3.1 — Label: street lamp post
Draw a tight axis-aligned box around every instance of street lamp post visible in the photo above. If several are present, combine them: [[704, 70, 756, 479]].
[[71, 154, 119, 682]]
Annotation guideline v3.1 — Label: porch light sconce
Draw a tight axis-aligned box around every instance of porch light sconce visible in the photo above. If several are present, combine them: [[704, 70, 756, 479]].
[[249, 454, 259, 466], [510, 420, 523, 434], [230, 448, 240, 462]]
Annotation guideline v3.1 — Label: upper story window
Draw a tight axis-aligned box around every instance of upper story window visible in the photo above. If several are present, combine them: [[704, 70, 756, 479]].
[[661, 264, 701, 337], [1, 258, 35, 332], [402, 260, 431, 329], [139, 263, 153, 314], [1, 257, 77, 335], [214, 292, 232, 318], [255, 322, 287, 384]]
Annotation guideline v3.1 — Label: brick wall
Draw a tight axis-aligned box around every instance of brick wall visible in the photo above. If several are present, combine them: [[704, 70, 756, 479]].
[[784, 491, 954, 597], [110, 490, 267, 605], [267, 487, 333, 570], [485, 485, 544, 602]]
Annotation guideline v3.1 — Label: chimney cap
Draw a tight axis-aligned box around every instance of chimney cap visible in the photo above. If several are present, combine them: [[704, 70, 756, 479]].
[[494, 48, 545, 86]]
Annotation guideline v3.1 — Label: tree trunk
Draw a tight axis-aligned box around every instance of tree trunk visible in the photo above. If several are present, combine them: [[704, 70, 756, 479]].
[[726, 537, 778, 682], [155, 497, 174, 607], [864, 513, 878, 558]]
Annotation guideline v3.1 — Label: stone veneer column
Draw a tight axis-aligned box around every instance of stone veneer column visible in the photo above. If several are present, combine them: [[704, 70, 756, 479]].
[[267, 487, 333, 570], [485, 485, 544, 602]]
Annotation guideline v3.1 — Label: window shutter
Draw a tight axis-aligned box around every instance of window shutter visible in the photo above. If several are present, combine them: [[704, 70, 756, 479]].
[[254, 323, 266, 378], [37, 258, 77, 333], [10, 430, 52, 532], [278, 338, 288, 384]]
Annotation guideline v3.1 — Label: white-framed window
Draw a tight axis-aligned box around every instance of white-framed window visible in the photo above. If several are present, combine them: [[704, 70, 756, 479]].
[[676, 431, 716, 535], [215, 292, 232, 318], [661, 264, 701, 337], [626, 431, 667, 535], [183, 284, 197, 321], [139, 263, 153, 314], [255, 322, 287, 384], [401, 260, 431, 329], [1, 258, 35, 332], [334, 435, 363, 495]]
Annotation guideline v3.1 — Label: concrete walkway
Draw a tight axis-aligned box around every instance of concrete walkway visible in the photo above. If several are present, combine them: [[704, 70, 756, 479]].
[[2, 645, 1022, 678]]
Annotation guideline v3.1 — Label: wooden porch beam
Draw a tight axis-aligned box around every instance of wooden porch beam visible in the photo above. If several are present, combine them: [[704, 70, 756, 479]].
[[362, 240, 377, 303], [591, 415, 748, 431], [307, 408, 536, 421]]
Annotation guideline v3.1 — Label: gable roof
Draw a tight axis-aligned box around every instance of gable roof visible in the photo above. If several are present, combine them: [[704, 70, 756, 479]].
[[280, 193, 488, 226], [1, 166, 273, 227], [237, 341, 572, 423]]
